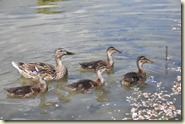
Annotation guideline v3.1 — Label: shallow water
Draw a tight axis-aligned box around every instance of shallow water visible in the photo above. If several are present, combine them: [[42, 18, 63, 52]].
[[0, 0, 181, 120]]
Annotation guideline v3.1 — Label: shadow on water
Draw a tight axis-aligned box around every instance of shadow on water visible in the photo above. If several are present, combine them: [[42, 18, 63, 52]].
[[36, 0, 68, 14]]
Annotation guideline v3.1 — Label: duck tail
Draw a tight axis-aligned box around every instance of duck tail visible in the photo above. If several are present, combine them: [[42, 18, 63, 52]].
[[11, 61, 22, 72], [4, 87, 13, 93], [80, 62, 92, 69]]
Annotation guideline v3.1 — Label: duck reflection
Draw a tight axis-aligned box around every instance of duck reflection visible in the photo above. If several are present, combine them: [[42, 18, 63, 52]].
[[51, 88, 70, 102], [95, 87, 109, 102], [36, 0, 67, 14]]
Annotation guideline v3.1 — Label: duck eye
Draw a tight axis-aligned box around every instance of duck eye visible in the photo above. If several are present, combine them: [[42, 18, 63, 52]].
[[140, 60, 143, 63]]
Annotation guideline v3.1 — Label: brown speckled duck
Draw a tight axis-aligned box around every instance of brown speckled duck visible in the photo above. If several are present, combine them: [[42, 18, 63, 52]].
[[67, 65, 107, 93], [12, 48, 74, 81], [79, 47, 121, 71], [121, 56, 153, 87], [5, 68, 48, 98]]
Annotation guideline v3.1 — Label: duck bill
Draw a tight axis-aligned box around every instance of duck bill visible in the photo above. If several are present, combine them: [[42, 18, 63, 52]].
[[115, 49, 122, 54], [146, 59, 153, 63], [66, 51, 75, 55]]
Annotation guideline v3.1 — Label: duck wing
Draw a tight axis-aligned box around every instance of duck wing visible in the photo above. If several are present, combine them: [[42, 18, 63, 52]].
[[31, 83, 48, 94], [5, 85, 33, 97], [67, 79, 94, 92], [123, 72, 141, 85], [12, 61, 56, 79], [80, 60, 107, 70]]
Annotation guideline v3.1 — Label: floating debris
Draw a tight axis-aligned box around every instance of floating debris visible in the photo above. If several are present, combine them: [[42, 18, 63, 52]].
[[55, 104, 59, 108], [108, 112, 112, 115], [124, 80, 181, 120], [171, 67, 181, 72], [165, 56, 172, 60], [176, 76, 181, 82], [113, 104, 117, 106]]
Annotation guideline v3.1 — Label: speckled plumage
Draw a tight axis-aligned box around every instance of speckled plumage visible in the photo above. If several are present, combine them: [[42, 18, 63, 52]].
[[121, 72, 142, 86], [12, 48, 74, 81], [121, 56, 153, 87], [67, 79, 94, 92], [67, 65, 107, 93], [79, 47, 121, 71], [5, 71, 48, 98]]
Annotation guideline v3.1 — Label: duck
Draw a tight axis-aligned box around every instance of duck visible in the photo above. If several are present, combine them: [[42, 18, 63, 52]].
[[79, 47, 121, 71], [5, 68, 48, 98], [120, 56, 153, 87], [12, 48, 74, 81], [67, 65, 107, 93]]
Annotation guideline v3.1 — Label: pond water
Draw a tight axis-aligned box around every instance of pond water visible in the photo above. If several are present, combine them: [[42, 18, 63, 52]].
[[0, 0, 181, 120]]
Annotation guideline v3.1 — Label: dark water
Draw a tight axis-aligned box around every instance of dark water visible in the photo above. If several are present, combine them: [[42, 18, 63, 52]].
[[0, 0, 181, 120]]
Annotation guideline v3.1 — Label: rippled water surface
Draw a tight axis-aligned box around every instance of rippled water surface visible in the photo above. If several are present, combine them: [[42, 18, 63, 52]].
[[0, 0, 181, 120]]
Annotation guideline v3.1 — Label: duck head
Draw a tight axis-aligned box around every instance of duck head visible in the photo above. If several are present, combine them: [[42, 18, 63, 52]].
[[96, 64, 108, 74], [54, 48, 74, 58], [137, 56, 153, 65], [107, 47, 122, 55]]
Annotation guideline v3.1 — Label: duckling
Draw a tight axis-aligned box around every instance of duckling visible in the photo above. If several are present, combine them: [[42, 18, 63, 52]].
[[79, 47, 121, 71], [5, 68, 48, 98], [121, 56, 153, 87], [67, 65, 107, 93], [12, 48, 74, 81]]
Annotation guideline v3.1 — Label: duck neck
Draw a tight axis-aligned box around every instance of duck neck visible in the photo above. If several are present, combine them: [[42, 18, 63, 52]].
[[137, 61, 144, 74], [55, 56, 63, 67], [54, 56, 67, 80], [107, 52, 113, 67], [95, 71, 104, 86]]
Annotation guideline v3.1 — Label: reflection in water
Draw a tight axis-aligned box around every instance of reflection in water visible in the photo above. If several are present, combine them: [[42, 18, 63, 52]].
[[95, 87, 109, 102], [17, 77, 40, 85], [87, 104, 102, 114], [39, 93, 60, 114], [37, 0, 67, 14], [165, 46, 168, 74], [51, 88, 70, 102], [165, 60, 168, 74]]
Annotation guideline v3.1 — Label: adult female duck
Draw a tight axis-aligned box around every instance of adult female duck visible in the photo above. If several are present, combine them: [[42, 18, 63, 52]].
[[12, 48, 74, 81]]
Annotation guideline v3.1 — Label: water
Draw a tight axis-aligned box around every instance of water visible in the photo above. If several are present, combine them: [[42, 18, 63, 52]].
[[0, 0, 181, 120]]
